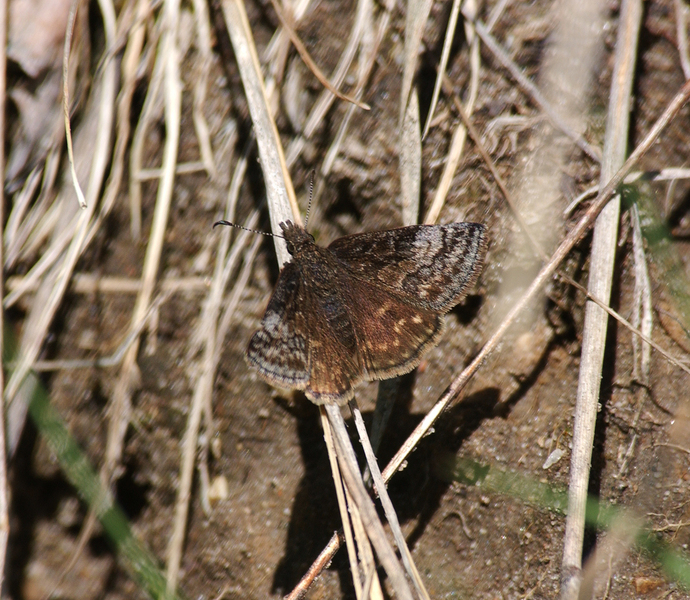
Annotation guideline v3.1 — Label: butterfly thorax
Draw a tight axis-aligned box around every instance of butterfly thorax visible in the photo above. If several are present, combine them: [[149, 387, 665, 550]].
[[280, 221, 316, 257]]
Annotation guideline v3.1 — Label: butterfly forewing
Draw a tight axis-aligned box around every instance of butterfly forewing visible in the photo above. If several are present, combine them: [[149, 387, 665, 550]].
[[328, 223, 486, 312]]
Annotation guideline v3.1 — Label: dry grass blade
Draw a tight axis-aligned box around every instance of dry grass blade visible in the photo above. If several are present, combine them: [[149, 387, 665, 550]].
[[262, 0, 311, 95], [221, 0, 298, 266], [0, 0, 8, 582], [6, 0, 117, 452], [101, 0, 181, 513], [89, 0, 148, 243], [166, 222, 261, 593], [422, 0, 461, 140], [6, 274, 209, 295], [128, 14, 163, 242], [631, 204, 653, 385], [562, 1, 642, 596], [62, 0, 87, 210]]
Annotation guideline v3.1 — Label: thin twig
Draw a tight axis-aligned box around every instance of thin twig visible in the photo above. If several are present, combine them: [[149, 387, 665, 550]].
[[284, 534, 342, 600], [268, 0, 370, 110], [423, 3, 481, 225], [6, 273, 209, 295], [422, 0, 462, 139]]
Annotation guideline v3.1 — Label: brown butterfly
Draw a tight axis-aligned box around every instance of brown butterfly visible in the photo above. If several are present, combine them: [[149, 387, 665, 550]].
[[236, 219, 487, 405]]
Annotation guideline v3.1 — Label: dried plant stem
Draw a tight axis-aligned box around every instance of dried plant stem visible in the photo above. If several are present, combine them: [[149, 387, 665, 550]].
[[350, 402, 430, 600], [321, 412, 373, 600], [221, 0, 298, 266], [422, 0, 462, 139], [324, 404, 415, 600], [561, 1, 643, 596], [166, 222, 261, 592], [6, 274, 209, 295], [63, 0, 87, 209]]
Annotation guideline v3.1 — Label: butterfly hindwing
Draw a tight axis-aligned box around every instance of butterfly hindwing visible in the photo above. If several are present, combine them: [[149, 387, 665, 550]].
[[246, 262, 310, 388], [340, 273, 444, 380]]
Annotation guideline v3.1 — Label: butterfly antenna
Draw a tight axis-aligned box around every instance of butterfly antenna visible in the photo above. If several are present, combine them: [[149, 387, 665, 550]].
[[304, 169, 315, 229], [213, 220, 282, 238]]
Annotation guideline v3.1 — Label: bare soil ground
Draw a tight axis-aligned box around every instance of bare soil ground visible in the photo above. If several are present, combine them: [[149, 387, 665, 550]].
[[5, 0, 690, 599]]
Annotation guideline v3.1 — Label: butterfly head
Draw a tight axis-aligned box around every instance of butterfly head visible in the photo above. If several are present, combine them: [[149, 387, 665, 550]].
[[280, 220, 315, 257]]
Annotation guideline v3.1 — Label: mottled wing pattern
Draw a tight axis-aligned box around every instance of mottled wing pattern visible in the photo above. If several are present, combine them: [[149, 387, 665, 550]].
[[340, 274, 444, 380], [328, 223, 487, 312], [246, 262, 310, 388]]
